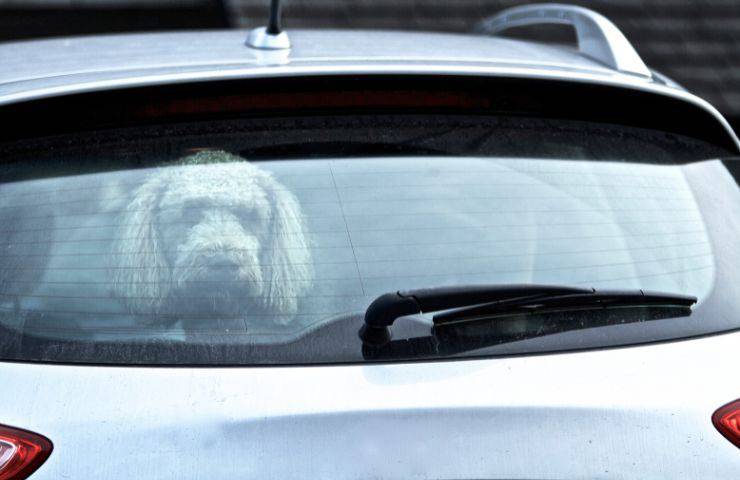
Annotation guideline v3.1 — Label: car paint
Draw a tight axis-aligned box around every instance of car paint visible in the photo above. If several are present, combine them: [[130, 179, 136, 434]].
[[2, 330, 739, 479]]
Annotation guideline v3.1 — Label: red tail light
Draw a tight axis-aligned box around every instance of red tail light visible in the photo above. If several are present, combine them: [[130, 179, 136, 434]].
[[0, 425, 52, 480], [713, 399, 740, 449]]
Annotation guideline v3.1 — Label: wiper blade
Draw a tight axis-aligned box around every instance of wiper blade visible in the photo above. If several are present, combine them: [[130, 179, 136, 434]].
[[359, 284, 697, 346], [434, 289, 697, 325]]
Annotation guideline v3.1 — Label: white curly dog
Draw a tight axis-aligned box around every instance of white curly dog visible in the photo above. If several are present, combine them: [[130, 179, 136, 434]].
[[111, 151, 313, 326]]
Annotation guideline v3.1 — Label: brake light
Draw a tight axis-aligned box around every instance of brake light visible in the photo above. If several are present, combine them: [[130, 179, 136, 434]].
[[713, 399, 740, 449], [0, 425, 52, 480]]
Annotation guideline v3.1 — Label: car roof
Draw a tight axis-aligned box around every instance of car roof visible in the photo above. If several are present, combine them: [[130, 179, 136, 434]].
[[0, 28, 737, 151], [0, 29, 659, 100], [1, 29, 624, 78]]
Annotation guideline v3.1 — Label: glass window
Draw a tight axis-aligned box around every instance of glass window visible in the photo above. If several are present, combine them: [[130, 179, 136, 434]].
[[0, 115, 737, 364]]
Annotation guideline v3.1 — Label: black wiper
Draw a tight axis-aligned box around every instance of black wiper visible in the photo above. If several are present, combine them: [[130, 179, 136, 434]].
[[358, 284, 697, 346]]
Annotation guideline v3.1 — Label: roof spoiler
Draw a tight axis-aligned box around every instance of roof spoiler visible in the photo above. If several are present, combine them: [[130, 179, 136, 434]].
[[0, 75, 737, 153]]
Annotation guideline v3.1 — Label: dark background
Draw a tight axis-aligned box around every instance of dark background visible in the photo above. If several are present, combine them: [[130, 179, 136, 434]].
[[1, 0, 738, 133]]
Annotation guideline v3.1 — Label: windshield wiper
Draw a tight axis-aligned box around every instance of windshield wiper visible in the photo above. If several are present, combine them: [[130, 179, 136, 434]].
[[358, 284, 697, 346]]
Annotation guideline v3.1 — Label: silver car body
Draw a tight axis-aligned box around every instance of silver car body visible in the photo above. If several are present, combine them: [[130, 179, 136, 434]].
[[0, 29, 737, 150], [0, 9, 739, 479]]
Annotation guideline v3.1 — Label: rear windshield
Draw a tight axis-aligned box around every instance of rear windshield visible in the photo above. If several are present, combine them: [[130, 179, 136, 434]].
[[0, 114, 738, 364]]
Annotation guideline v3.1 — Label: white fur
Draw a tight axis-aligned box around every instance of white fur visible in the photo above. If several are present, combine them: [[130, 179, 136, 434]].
[[111, 152, 313, 325]]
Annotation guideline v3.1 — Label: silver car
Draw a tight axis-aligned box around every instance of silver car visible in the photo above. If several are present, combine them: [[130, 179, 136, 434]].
[[0, 3, 739, 479]]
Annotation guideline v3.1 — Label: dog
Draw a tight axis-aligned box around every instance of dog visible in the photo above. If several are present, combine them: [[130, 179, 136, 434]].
[[111, 151, 314, 327]]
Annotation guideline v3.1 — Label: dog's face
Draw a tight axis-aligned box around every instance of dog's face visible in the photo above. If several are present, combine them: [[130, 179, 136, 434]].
[[157, 167, 273, 315], [111, 153, 313, 325]]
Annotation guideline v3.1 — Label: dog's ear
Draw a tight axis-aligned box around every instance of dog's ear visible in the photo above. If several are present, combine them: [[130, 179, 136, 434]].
[[260, 175, 314, 322], [111, 176, 171, 317]]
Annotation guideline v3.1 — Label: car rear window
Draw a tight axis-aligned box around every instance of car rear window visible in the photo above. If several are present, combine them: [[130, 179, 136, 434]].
[[0, 114, 738, 364]]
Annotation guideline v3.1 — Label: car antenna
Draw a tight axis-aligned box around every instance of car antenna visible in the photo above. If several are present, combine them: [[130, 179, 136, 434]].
[[246, 0, 291, 50]]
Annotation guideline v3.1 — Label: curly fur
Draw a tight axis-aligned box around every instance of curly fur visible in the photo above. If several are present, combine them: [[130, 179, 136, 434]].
[[111, 151, 313, 325]]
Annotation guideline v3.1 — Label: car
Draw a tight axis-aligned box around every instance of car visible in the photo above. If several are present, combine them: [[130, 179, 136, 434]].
[[0, 2, 739, 479]]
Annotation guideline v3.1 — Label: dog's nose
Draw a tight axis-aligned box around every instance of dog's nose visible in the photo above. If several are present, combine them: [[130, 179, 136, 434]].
[[196, 260, 244, 286], [206, 253, 241, 269], [201, 255, 239, 281]]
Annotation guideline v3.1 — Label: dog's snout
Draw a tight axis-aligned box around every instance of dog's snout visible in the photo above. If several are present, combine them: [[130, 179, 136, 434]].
[[206, 253, 241, 269]]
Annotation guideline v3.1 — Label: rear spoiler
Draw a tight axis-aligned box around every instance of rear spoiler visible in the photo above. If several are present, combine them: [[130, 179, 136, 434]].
[[0, 74, 737, 153]]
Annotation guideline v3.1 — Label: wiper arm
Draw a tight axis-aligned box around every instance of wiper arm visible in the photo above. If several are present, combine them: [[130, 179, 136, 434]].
[[359, 284, 697, 346]]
